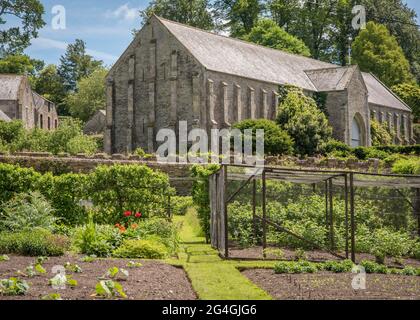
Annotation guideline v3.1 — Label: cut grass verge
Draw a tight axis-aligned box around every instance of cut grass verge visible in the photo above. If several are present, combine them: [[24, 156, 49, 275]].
[[170, 209, 272, 300]]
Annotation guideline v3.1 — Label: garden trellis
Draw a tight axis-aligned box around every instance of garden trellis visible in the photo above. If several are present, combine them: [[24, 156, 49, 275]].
[[209, 164, 420, 263]]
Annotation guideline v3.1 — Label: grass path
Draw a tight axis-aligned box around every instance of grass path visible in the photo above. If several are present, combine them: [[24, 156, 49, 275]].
[[168, 209, 273, 300]]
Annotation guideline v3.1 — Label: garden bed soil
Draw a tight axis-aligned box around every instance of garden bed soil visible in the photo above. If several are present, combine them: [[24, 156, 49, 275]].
[[242, 269, 420, 300], [0, 255, 196, 300], [228, 246, 420, 268]]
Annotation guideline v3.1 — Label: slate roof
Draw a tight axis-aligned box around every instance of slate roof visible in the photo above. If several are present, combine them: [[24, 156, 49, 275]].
[[362, 72, 410, 112], [0, 110, 11, 122], [304, 66, 359, 91], [156, 17, 410, 112], [0, 74, 24, 100]]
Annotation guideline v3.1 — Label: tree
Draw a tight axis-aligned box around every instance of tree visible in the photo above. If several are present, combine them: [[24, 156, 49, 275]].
[[360, 0, 420, 83], [233, 119, 294, 155], [352, 22, 413, 87], [140, 0, 214, 30], [213, 0, 262, 37], [0, 0, 45, 56], [276, 87, 332, 156], [66, 68, 108, 122], [0, 54, 43, 75], [391, 83, 420, 122], [265, 0, 301, 32], [57, 39, 103, 93], [242, 19, 310, 56], [32, 64, 67, 113]]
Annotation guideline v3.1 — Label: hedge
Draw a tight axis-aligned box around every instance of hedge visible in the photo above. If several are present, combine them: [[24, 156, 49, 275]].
[[0, 163, 173, 226]]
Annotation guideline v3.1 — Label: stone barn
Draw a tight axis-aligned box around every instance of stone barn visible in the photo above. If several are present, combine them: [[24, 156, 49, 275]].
[[105, 15, 414, 154], [0, 74, 59, 130]]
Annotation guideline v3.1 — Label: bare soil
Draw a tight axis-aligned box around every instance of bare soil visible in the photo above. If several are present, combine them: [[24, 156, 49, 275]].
[[229, 245, 420, 268], [0, 255, 196, 300], [242, 269, 420, 300]]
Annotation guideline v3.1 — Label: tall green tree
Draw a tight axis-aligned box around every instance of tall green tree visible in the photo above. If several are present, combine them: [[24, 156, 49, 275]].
[[0, 0, 45, 56], [276, 87, 332, 156], [265, 0, 301, 33], [0, 54, 43, 75], [66, 68, 108, 122], [213, 0, 262, 37], [352, 21, 414, 87], [360, 0, 420, 83], [391, 83, 420, 122], [242, 19, 310, 56], [57, 39, 103, 93], [32, 64, 67, 113], [140, 0, 214, 30]]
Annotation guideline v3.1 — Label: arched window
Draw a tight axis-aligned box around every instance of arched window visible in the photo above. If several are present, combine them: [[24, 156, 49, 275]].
[[351, 116, 362, 147]]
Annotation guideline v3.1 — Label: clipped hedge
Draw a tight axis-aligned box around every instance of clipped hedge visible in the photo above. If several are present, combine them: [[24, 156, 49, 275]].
[[0, 163, 173, 226]]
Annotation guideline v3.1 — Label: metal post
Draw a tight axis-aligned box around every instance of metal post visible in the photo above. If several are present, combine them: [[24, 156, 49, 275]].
[[349, 173, 356, 263], [325, 180, 329, 244], [344, 174, 349, 259], [252, 178, 257, 242], [167, 193, 171, 219], [329, 179, 334, 250], [414, 188, 420, 237], [223, 165, 229, 258], [262, 169, 267, 258]]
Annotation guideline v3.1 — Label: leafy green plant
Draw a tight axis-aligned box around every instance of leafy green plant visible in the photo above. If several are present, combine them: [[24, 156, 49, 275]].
[[112, 239, 168, 259], [0, 278, 29, 296], [42, 293, 63, 300], [0, 192, 58, 232], [80, 255, 96, 263], [49, 274, 77, 288], [392, 157, 420, 174], [0, 229, 70, 256], [0, 254, 9, 261], [360, 260, 388, 274], [95, 280, 127, 299], [323, 260, 354, 273], [102, 267, 129, 280], [171, 196, 193, 216], [274, 261, 319, 274], [64, 262, 82, 273], [126, 261, 143, 268]]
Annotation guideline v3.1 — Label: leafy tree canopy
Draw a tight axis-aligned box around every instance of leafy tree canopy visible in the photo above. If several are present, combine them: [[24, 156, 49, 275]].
[[0, 54, 43, 75], [391, 83, 420, 122], [276, 87, 332, 156], [66, 68, 108, 122], [352, 22, 414, 87], [57, 39, 103, 93], [242, 19, 310, 57], [0, 0, 45, 56], [140, 0, 214, 30]]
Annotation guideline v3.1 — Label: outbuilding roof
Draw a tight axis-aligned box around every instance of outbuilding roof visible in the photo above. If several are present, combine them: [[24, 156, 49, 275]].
[[0, 74, 24, 100]]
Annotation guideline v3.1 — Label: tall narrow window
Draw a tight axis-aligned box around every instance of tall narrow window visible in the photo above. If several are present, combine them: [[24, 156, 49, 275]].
[[351, 117, 362, 147], [40, 114, 43, 129], [48, 117, 51, 130]]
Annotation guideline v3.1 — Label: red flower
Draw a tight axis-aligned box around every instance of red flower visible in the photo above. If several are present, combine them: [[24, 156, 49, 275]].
[[135, 212, 142, 218], [124, 211, 132, 217]]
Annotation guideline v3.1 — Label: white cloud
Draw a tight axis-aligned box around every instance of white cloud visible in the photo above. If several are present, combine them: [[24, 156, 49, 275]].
[[30, 37, 119, 63], [105, 3, 140, 22]]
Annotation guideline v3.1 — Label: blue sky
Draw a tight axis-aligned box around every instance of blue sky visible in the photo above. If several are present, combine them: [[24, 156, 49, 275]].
[[20, 0, 420, 67]]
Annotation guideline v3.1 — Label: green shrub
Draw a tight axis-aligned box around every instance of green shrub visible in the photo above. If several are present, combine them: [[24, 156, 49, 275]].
[[72, 218, 123, 257], [89, 164, 173, 224], [323, 260, 355, 273], [370, 119, 393, 146], [171, 196, 193, 216], [232, 119, 294, 155], [123, 218, 180, 253], [0, 163, 42, 204], [360, 260, 388, 274], [0, 229, 70, 256], [276, 87, 332, 156], [66, 135, 98, 155], [353, 147, 390, 160], [112, 239, 168, 259], [322, 139, 352, 156], [0, 192, 58, 232], [370, 228, 414, 263], [191, 164, 220, 243], [392, 158, 420, 174], [274, 261, 319, 274], [0, 120, 26, 152]]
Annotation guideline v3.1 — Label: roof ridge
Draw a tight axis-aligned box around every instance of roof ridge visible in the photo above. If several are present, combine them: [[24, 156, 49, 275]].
[[155, 15, 335, 68]]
